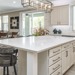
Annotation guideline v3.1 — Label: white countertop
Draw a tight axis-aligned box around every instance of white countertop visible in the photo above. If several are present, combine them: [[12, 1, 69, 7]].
[[0, 36, 74, 53], [50, 33, 75, 36]]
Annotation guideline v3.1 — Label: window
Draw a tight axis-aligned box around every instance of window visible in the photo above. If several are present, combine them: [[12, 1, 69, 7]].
[[0, 16, 2, 30], [73, 6, 75, 31], [21, 12, 44, 36], [32, 13, 44, 29], [22, 13, 26, 36], [2, 15, 8, 31], [0, 15, 8, 31]]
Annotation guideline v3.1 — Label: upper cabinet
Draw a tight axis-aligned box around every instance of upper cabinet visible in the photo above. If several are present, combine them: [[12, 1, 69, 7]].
[[50, 5, 69, 25]]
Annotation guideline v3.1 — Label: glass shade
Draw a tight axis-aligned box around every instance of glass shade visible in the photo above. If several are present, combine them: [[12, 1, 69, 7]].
[[21, 0, 53, 13]]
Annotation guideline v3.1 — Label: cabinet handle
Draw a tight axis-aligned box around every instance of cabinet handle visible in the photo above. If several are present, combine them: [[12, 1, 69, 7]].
[[53, 57, 60, 62], [53, 64, 60, 71], [66, 51, 68, 57], [53, 49, 60, 53]]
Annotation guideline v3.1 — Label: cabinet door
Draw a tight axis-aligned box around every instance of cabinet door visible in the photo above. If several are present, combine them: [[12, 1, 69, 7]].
[[62, 48, 73, 74], [73, 46, 75, 63], [66, 49, 71, 70], [70, 47, 74, 66], [50, 7, 59, 25], [50, 5, 69, 25], [59, 5, 69, 25], [62, 51, 67, 74]]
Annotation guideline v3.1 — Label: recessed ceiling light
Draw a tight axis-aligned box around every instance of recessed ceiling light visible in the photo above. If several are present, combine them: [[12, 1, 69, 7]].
[[13, 1, 16, 4]]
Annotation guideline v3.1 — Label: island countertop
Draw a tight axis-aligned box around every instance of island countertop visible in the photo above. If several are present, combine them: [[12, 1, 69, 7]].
[[0, 36, 74, 53]]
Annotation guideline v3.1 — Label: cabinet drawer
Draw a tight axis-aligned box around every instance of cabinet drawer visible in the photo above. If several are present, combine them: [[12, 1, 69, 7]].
[[49, 53, 61, 66], [49, 46, 61, 57], [62, 43, 72, 51], [51, 68, 61, 75], [72, 41, 75, 46], [49, 61, 61, 75]]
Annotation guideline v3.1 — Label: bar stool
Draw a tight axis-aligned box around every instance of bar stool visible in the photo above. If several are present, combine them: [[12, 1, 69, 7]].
[[0, 46, 18, 75]]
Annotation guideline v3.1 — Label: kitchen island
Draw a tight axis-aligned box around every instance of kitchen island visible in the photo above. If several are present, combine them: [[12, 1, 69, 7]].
[[0, 36, 75, 75]]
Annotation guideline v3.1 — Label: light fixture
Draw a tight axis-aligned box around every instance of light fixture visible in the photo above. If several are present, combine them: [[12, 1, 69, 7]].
[[13, 1, 16, 4], [21, 0, 53, 13]]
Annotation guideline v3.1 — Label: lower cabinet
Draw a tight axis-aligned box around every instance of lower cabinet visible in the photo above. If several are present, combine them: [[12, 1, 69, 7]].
[[51, 68, 61, 75], [62, 50, 67, 74], [49, 61, 61, 75], [70, 47, 74, 66], [73, 47, 75, 63], [62, 43, 74, 74], [72, 42, 75, 63], [49, 41, 75, 75], [49, 46, 62, 75]]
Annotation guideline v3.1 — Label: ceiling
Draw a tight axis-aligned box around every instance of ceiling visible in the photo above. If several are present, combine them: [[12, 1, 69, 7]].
[[0, 0, 75, 13]]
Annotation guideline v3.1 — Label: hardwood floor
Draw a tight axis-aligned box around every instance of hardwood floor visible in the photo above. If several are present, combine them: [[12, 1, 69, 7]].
[[64, 65, 75, 75]]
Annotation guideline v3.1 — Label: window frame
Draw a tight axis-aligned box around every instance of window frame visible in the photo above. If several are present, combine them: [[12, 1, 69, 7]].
[[0, 15, 8, 31], [20, 12, 45, 36]]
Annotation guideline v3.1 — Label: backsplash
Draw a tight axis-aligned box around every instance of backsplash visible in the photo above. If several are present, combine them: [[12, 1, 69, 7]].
[[49, 25, 75, 35]]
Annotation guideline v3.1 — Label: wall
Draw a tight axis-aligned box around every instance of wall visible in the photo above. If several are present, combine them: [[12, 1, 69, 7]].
[[0, 10, 51, 34], [0, 11, 20, 32], [8, 12, 19, 32], [45, 5, 75, 35], [0, 4, 74, 35]]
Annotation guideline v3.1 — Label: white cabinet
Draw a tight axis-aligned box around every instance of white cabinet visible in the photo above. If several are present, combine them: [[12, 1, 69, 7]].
[[59, 5, 69, 25], [51, 68, 61, 75], [50, 7, 59, 25], [66, 48, 71, 70], [49, 46, 61, 57], [62, 50, 67, 74], [62, 43, 74, 74], [70, 47, 74, 66], [73, 47, 75, 63], [51, 5, 69, 25], [72, 41, 75, 63], [49, 53, 61, 66], [49, 46, 62, 75], [49, 61, 61, 75], [48, 42, 75, 75]]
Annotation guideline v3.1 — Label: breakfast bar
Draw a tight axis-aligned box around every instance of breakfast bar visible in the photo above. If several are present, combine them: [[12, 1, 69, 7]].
[[0, 36, 75, 75]]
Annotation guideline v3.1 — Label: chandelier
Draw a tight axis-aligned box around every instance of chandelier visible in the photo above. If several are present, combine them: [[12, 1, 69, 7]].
[[21, 0, 53, 13]]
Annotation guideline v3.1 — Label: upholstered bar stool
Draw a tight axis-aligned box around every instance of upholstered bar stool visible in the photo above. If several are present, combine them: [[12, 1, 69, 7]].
[[0, 46, 18, 75]]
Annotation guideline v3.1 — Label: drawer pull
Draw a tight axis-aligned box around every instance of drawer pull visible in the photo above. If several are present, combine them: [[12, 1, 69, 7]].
[[53, 49, 60, 53], [53, 64, 60, 71], [64, 46, 66, 48], [66, 51, 68, 57], [53, 57, 60, 62]]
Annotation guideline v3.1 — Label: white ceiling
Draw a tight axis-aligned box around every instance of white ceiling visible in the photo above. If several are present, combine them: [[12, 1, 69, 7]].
[[0, 0, 22, 13], [0, 0, 75, 13]]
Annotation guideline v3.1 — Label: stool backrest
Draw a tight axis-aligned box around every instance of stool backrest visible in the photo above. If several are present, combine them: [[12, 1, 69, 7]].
[[0, 46, 18, 66], [12, 32, 18, 38]]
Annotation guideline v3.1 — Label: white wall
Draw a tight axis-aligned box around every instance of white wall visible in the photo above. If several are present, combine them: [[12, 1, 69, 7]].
[[44, 4, 75, 35], [0, 11, 20, 32], [8, 12, 19, 32], [0, 4, 74, 35], [49, 25, 73, 34]]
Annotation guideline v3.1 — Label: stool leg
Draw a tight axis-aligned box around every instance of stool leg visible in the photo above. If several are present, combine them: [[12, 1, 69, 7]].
[[3, 67, 5, 75], [7, 67, 9, 75], [13, 65, 17, 75]]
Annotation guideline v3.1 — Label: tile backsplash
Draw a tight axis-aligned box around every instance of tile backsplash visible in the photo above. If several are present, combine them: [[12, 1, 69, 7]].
[[49, 25, 75, 35]]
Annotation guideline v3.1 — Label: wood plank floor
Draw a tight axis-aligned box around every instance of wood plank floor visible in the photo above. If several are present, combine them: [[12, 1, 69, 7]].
[[64, 65, 75, 75]]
